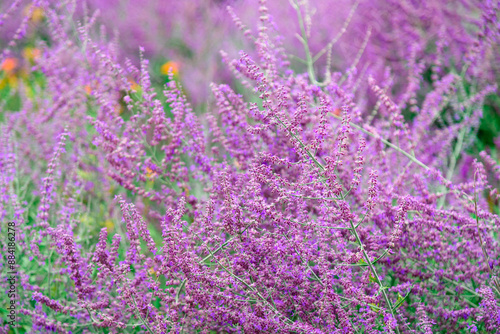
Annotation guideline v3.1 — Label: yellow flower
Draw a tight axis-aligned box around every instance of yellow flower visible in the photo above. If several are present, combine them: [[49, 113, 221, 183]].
[[7, 75, 18, 88], [160, 61, 179, 76], [84, 85, 92, 95], [0, 78, 7, 90], [23, 5, 44, 23], [104, 219, 114, 233], [23, 47, 41, 62]]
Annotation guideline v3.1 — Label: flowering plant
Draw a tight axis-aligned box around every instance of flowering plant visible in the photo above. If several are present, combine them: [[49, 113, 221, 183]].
[[1, 0, 500, 333]]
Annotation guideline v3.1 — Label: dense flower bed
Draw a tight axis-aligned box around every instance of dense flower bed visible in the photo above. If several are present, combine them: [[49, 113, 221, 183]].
[[1, 0, 500, 333]]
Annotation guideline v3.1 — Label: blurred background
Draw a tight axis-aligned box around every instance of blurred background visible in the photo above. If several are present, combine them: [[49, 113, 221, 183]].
[[1, 0, 499, 159]]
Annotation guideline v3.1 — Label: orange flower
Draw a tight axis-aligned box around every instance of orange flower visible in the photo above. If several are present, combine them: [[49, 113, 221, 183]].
[[332, 108, 342, 116], [160, 61, 179, 76], [84, 80, 101, 95], [146, 167, 157, 180], [128, 78, 140, 92], [1, 58, 18, 73]]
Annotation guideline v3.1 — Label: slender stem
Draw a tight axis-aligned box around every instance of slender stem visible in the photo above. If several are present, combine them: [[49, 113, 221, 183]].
[[175, 279, 187, 304], [338, 27, 371, 87], [348, 218, 401, 334], [402, 254, 496, 306], [132, 296, 155, 334], [437, 122, 467, 209], [195, 234, 295, 327], [283, 233, 324, 286], [291, 194, 339, 200], [428, 279, 478, 308], [198, 223, 252, 264], [274, 116, 325, 171], [473, 172, 500, 293], [290, 0, 320, 86], [331, 114, 429, 171], [312, 0, 359, 63], [282, 216, 350, 230], [85, 307, 102, 333], [46, 249, 54, 298]]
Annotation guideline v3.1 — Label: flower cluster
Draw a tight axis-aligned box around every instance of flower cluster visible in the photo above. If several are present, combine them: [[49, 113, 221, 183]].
[[1, 0, 500, 333]]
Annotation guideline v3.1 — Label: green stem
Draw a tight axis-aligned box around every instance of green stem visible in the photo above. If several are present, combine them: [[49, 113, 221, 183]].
[[437, 124, 467, 209], [331, 114, 429, 170], [348, 218, 401, 334], [195, 234, 294, 326], [132, 296, 155, 334]]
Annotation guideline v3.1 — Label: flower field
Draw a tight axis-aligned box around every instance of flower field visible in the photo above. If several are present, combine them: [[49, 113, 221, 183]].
[[1, 0, 500, 333]]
